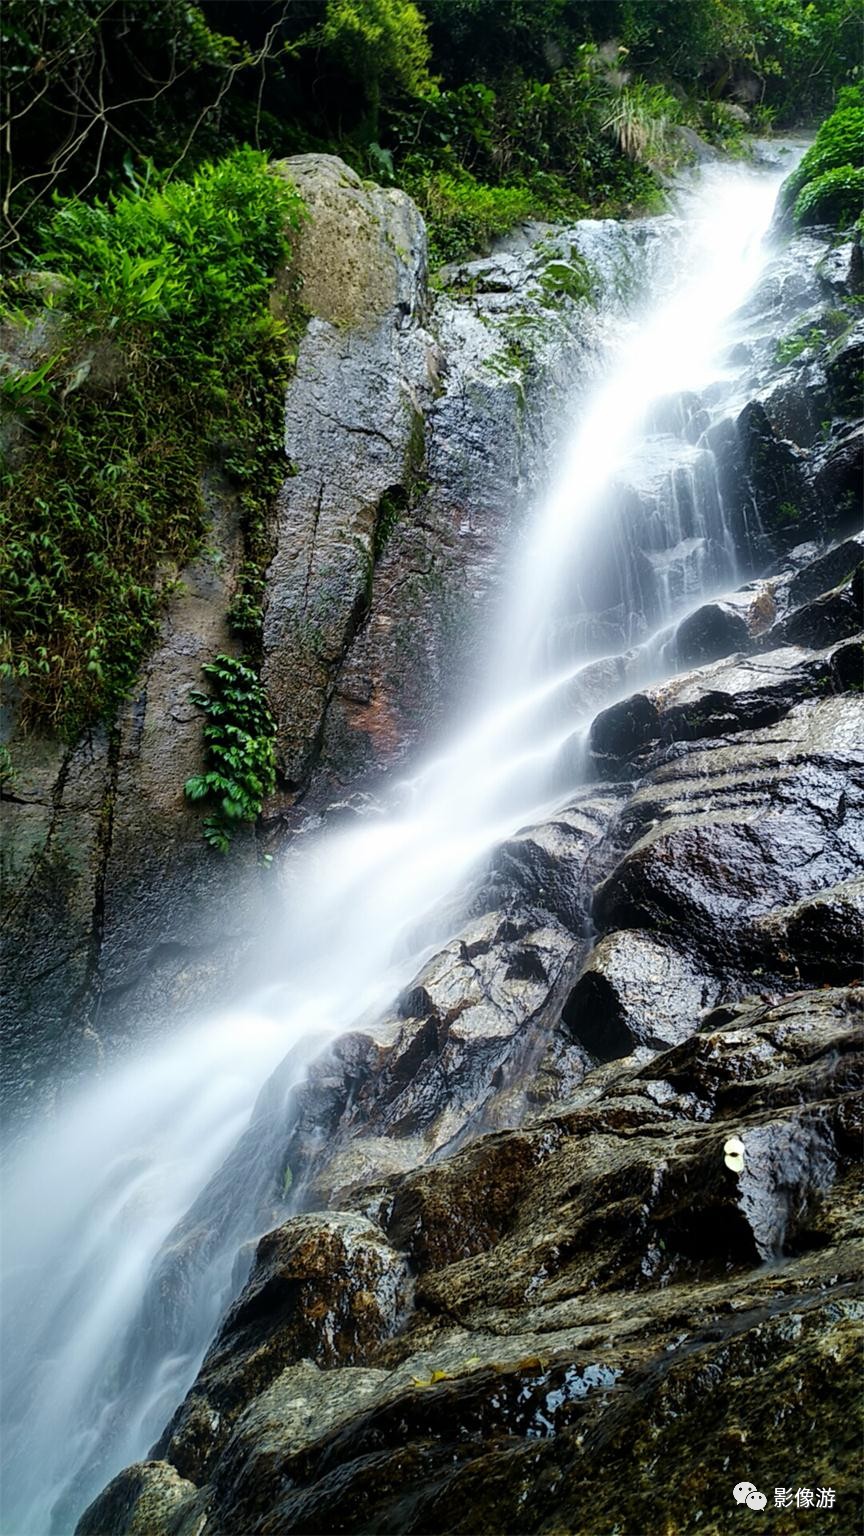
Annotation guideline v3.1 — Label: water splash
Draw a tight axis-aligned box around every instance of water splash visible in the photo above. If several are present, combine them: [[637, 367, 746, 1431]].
[[1, 160, 791, 1535]]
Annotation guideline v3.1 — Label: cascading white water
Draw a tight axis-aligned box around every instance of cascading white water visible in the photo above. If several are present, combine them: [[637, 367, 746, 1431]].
[[1, 159, 793, 1536]]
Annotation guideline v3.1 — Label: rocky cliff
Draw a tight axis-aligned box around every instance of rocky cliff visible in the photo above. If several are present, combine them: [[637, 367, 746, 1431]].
[[2, 156, 633, 1121], [74, 174, 863, 1535]]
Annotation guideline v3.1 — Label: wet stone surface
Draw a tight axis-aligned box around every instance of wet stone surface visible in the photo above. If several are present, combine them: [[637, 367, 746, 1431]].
[[80, 987, 863, 1535], [74, 212, 864, 1536]]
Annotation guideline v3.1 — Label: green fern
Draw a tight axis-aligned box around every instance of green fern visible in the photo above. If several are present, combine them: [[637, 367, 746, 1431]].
[[184, 654, 276, 851]]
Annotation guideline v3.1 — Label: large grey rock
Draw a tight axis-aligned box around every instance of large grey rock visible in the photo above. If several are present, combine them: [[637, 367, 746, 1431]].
[[153, 1211, 409, 1483], [593, 696, 864, 982], [561, 929, 718, 1060], [269, 201, 653, 805], [262, 156, 434, 787]]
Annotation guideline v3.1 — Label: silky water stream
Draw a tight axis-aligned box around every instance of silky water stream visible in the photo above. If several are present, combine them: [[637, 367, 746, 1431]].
[[0, 158, 794, 1535]]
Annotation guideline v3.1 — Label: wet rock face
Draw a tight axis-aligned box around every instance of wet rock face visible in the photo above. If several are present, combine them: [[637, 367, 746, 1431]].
[[75, 1461, 196, 1536], [592, 697, 864, 985], [273, 786, 625, 1205], [262, 156, 433, 787], [561, 929, 717, 1059], [152, 1212, 410, 1484], [589, 633, 858, 775], [673, 596, 750, 665], [1, 474, 268, 1123], [81, 988, 863, 1536], [269, 210, 653, 807], [4, 160, 617, 1112], [82, 515, 864, 1536]]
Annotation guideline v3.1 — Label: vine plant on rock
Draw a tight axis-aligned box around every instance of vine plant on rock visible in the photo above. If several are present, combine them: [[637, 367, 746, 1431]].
[[184, 654, 277, 853]]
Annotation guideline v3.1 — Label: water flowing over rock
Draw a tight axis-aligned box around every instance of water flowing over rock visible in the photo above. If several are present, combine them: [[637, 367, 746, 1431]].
[[4, 158, 858, 1120], [5, 154, 863, 1536], [78, 529, 864, 1535], [152, 1212, 411, 1484], [0, 161, 659, 1120], [80, 985, 862, 1536]]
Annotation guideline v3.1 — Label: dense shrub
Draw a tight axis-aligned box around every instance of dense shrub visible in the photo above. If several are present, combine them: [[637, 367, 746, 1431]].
[[0, 150, 304, 737], [780, 86, 864, 227], [401, 165, 538, 263], [795, 165, 864, 226]]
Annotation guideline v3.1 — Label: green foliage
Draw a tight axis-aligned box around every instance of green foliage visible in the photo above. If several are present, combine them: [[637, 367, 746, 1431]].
[[781, 86, 864, 226], [794, 165, 864, 227], [396, 42, 664, 265], [0, 149, 304, 737], [403, 165, 537, 263], [184, 654, 276, 851], [613, 0, 860, 123], [0, 0, 252, 250], [4, 1, 860, 262], [692, 98, 748, 155], [602, 80, 682, 168], [535, 251, 594, 306], [775, 326, 825, 362], [373, 485, 410, 558], [317, 0, 435, 103]]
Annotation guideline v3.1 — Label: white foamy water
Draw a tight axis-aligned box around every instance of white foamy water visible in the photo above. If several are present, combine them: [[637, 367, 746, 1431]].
[[1, 160, 790, 1535]]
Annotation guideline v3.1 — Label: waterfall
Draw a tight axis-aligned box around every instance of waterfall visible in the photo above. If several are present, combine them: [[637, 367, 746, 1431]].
[[0, 159, 793, 1536]]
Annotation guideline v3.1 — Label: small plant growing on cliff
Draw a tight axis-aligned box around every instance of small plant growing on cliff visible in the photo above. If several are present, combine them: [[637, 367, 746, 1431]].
[[185, 654, 276, 851], [775, 327, 825, 364]]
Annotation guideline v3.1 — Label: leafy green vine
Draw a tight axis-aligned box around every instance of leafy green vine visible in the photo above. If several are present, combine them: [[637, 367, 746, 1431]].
[[184, 654, 276, 852]]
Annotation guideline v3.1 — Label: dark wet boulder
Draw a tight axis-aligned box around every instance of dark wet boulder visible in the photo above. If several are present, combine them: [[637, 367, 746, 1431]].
[[75, 1461, 196, 1536], [759, 369, 829, 448], [377, 1127, 563, 1270], [708, 400, 819, 558], [811, 422, 863, 531], [272, 789, 625, 1205], [295, 908, 579, 1202], [593, 698, 864, 981], [589, 641, 856, 777], [754, 877, 864, 987], [762, 562, 862, 649], [412, 990, 862, 1333], [152, 1212, 409, 1483], [482, 792, 625, 931], [588, 692, 660, 771], [561, 930, 718, 1060], [654, 646, 839, 740], [825, 319, 864, 416], [673, 597, 751, 665], [786, 532, 863, 608]]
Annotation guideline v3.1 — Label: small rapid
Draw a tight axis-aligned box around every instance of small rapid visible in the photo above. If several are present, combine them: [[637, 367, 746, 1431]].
[[1, 158, 793, 1535]]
